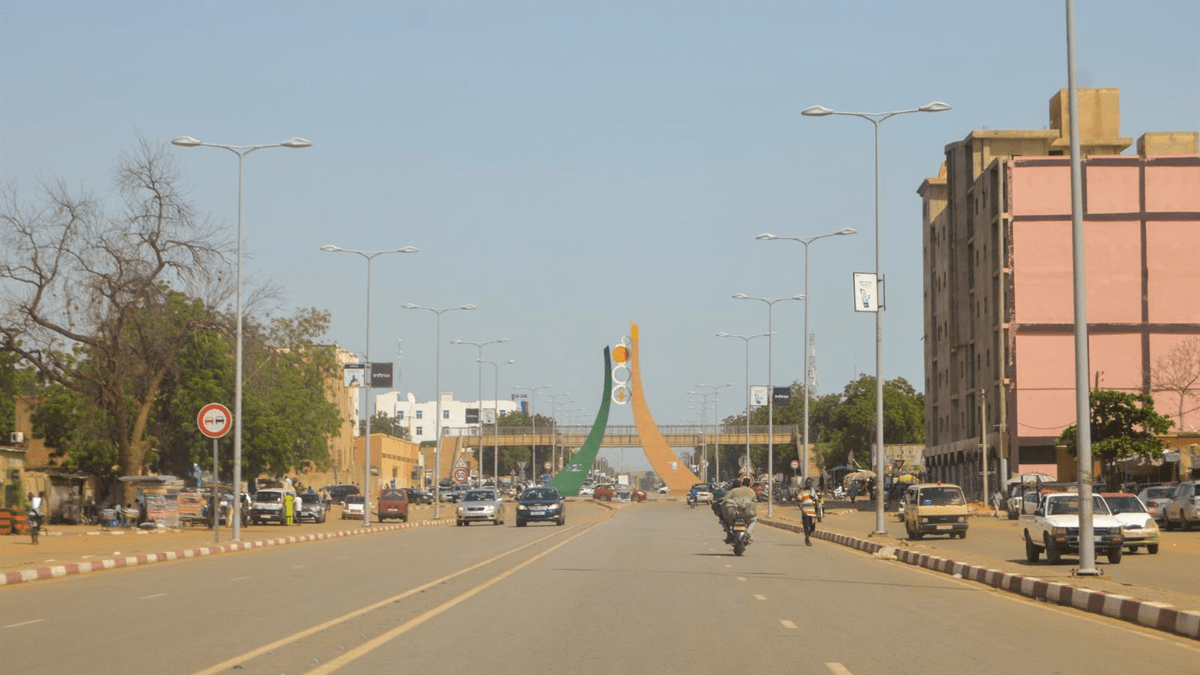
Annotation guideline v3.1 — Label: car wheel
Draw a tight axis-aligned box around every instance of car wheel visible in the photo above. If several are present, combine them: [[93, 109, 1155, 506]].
[[1007, 508, 1018, 521], [493, 519, 500, 526], [557, 516, 565, 526], [1183, 517, 1193, 532], [958, 530, 967, 540], [517, 519, 526, 527], [456, 519, 463, 527], [1024, 531, 1041, 563], [1107, 547, 1122, 564], [1147, 544, 1159, 554], [1127, 545, 1138, 554], [1044, 533, 1061, 565], [1164, 515, 1176, 531], [402, 514, 408, 523]]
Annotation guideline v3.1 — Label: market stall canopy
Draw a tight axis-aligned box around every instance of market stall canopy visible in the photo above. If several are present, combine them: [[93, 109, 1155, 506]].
[[844, 470, 876, 482], [1005, 472, 1056, 485]]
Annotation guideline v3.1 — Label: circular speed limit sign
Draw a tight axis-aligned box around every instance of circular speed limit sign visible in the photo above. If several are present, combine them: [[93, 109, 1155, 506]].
[[790, 460, 800, 470], [197, 402, 233, 439], [452, 467, 469, 483]]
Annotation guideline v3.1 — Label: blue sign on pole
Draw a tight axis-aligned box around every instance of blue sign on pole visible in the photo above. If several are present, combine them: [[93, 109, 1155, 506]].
[[541, 474, 551, 486]]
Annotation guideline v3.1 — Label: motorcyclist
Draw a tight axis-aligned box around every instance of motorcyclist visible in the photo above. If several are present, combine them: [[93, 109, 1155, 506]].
[[717, 476, 758, 544]]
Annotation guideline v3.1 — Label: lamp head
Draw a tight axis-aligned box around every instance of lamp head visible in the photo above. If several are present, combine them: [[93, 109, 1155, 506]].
[[498, 338, 510, 344], [716, 332, 731, 337], [281, 137, 313, 148], [320, 244, 341, 252], [837, 227, 858, 236], [793, 294, 807, 301], [756, 233, 777, 240], [171, 136, 203, 147], [397, 246, 419, 254], [919, 101, 952, 113], [450, 339, 464, 345], [461, 304, 477, 311], [732, 293, 749, 300], [801, 105, 833, 117]]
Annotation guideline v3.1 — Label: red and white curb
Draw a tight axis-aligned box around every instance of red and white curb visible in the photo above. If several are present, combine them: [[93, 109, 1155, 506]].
[[1, 518, 451, 587], [762, 517, 1200, 641]]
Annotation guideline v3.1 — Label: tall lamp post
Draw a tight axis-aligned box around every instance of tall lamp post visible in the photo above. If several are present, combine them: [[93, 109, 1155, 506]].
[[801, 100, 950, 534], [172, 135, 311, 540], [513, 384, 551, 484], [716, 332, 772, 479], [542, 392, 574, 471], [402, 303, 475, 518], [756, 228, 857, 486], [731, 295, 803, 517], [451, 338, 509, 487], [480, 358, 516, 486], [321, 245, 418, 526]]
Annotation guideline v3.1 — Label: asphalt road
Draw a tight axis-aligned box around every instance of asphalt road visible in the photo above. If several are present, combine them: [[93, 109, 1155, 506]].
[[1, 500, 1196, 675]]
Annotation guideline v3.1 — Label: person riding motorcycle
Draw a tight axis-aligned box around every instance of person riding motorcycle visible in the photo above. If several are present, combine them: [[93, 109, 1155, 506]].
[[716, 476, 758, 544]]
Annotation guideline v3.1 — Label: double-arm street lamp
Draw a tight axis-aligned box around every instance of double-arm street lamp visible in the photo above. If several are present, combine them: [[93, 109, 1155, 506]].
[[451, 338, 509, 487], [716, 332, 773, 479], [731, 294, 804, 517], [479, 358, 516, 486], [321, 245, 419, 526], [693, 383, 731, 482], [756, 228, 857, 486], [172, 135, 311, 540], [513, 384, 552, 484], [801, 100, 951, 534], [542, 392, 575, 472], [402, 303, 475, 518]]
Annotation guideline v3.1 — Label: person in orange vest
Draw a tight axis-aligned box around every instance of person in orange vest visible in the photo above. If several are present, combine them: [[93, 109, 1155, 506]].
[[799, 479, 819, 546]]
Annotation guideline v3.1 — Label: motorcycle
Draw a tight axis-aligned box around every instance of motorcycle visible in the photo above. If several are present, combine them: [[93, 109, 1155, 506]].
[[729, 517, 753, 556]]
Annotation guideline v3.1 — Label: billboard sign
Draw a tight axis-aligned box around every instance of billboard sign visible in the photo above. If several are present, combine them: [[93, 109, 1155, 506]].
[[370, 362, 393, 388]]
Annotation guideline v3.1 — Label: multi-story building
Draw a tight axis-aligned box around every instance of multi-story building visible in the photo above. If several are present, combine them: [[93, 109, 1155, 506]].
[[374, 391, 521, 445], [918, 88, 1199, 497]]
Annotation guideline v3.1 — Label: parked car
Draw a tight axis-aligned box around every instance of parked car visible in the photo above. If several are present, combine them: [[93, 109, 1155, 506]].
[[1101, 492, 1159, 554], [322, 484, 360, 505], [341, 494, 366, 520], [377, 489, 410, 522], [1164, 481, 1200, 531], [614, 487, 646, 503], [515, 486, 566, 527], [657, 486, 670, 494], [249, 488, 298, 525], [592, 484, 616, 501], [903, 483, 969, 540], [687, 483, 713, 507], [1138, 484, 1175, 525], [1021, 491, 1124, 564], [456, 488, 506, 526], [440, 484, 470, 503], [297, 491, 327, 523], [405, 488, 434, 505]]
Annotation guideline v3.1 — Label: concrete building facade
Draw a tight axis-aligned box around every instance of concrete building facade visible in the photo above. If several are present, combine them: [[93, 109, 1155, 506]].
[[918, 89, 1200, 498], [374, 391, 520, 445]]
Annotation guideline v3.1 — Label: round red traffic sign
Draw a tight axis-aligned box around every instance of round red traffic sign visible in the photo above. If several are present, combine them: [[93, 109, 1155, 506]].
[[452, 467, 469, 484], [197, 402, 233, 439], [790, 460, 800, 470]]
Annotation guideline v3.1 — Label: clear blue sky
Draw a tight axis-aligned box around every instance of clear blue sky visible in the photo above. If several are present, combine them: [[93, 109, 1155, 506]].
[[3, 2, 1198, 472]]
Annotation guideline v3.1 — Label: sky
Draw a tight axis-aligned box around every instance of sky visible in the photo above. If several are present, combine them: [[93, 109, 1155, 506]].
[[2, 1, 1198, 472]]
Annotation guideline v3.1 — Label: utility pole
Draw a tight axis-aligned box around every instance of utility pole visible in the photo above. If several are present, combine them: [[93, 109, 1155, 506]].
[[981, 387, 989, 516]]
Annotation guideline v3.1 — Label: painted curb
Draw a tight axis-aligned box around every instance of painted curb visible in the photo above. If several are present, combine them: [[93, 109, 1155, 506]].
[[762, 517, 1200, 641], [1, 517, 452, 587]]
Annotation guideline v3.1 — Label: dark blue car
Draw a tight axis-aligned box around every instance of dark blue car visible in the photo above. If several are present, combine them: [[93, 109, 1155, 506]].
[[515, 487, 566, 527]]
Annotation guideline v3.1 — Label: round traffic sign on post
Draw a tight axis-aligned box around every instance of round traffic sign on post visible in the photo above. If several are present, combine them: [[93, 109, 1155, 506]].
[[452, 467, 469, 484], [198, 403, 233, 439], [543, 461, 551, 470], [790, 460, 800, 470]]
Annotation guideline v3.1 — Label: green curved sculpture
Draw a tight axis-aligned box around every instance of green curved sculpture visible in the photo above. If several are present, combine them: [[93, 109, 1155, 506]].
[[549, 346, 612, 496]]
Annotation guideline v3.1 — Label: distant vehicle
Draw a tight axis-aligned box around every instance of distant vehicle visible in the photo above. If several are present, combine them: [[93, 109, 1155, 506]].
[[657, 486, 670, 494], [1137, 485, 1174, 525], [322, 484, 360, 505], [687, 483, 713, 508], [341, 494, 366, 520], [592, 484, 616, 501], [1101, 493, 1159, 554], [1164, 481, 1200, 531], [615, 488, 646, 503], [578, 485, 595, 496], [516, 487, 566, 527], [456, 488, 505, 526], [1021, 491, 1124, 564], [378, 489, 409, 522], [405, 488, 434, 505], [902, 483, 969, 540], [250, 488, 298, 526], [297, 491, 327, 523]]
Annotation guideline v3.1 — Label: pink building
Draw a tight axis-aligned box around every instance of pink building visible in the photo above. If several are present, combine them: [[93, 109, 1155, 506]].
[[918, 89, 1199, 496]]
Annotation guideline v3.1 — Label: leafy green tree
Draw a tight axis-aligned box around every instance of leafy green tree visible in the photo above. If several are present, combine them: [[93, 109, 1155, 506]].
[[359, 412, 410, 440], [1057, 389, 1174, 476], [494, 410, 553, 479], [0, 350, 38, 438]]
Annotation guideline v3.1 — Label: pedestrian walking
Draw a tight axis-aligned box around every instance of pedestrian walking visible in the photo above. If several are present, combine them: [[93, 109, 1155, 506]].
[[28, 508, 41, 544]]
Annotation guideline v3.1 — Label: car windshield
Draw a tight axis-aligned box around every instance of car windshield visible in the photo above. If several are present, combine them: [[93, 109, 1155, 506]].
[[918, 487, 964, 506], [464, 491, 495, 502], [1143, 487, 1173, 500], [255, 492, 281, 503], [381, 491, 405, 500], [345, 496, 364, 505], [521, 489, 558, 500], [1104, 496, 1146, 514], [1046, 495, 1109, 515]]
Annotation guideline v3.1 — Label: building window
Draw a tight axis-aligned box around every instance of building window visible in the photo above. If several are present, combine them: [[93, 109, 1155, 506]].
[[397, 411, 405, 420], [415, 426, 423, 436], [442, 426, 449, 436], [443, 409, 450, 419], [416, 410, 423, 419]]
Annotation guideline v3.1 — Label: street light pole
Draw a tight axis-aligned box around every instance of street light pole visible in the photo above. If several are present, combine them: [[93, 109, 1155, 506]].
[[480, 358, 516, 487], [542, 392, 574, 472], [321, 245, 418, 526], [801, 100, 951, 534], [172, 135, 311, 540], [402, 303, 475, 519], [756, 229, 857, 486], [694, 383, 731, 482], [513, 385, 551, 484], [451, 338, 509, 487], [716, 332, 772, 480], [732, 294, 804, 517]]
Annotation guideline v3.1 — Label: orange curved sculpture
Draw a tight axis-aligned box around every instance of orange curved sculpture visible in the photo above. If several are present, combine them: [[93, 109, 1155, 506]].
[[629, 323, 702, 493]]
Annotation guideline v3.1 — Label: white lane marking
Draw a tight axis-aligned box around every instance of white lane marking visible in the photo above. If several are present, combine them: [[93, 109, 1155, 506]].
[[229, 576, 250, 581], [780, 619, 797, 629], [736, 576, 746, 582], [140, 593, 167, 600], [826, 664, 854, 674], [754, 594, 766, 601], [4, 619, 44, 629]]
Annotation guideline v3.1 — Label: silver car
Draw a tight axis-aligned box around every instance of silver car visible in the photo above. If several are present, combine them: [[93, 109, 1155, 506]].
[[1138, 485, 1175, 525], [1164, 481, 1200, 531], [456, 489, 506, 526]]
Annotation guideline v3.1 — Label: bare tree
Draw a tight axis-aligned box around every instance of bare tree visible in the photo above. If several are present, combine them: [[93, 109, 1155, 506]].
[[1151, 335, 1200, 431], [0, 140, 231, 496]]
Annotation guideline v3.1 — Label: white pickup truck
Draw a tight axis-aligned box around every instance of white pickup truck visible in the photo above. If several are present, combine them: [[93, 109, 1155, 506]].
[[1020, 491, 1125, 564]]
